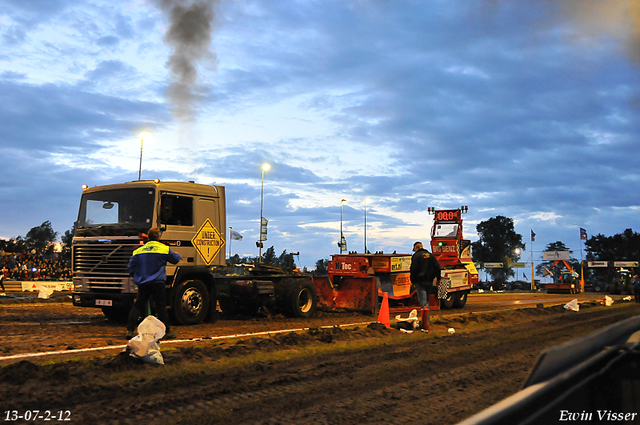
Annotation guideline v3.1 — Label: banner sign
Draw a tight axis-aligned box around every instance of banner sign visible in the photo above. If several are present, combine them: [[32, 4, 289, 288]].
[[588, 261, 608, 268], [542, 251, 571, 261], [511, 262, 526, 268], [22, 281, 73, 292], [614, 261, 639, 268], [484, 262, 504, 269]]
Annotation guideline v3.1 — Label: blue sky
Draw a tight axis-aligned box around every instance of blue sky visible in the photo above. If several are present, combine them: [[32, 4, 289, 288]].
[[1, 0, 639, 270]]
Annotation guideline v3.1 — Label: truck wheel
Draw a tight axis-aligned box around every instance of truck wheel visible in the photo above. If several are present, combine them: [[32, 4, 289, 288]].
[[284, 279, 317, 318], [101, 306, 129, 323], [452, 291, 468, 308], [441, 292, 455, 309], [173, 279, 209, 325]]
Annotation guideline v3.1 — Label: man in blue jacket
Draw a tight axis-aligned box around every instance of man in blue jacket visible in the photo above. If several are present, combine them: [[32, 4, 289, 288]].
[[126, 227, 181, 340]]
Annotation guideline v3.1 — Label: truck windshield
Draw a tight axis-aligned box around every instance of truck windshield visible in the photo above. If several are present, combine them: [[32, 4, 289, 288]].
[[433, 224, 458, 238], [76, 188, 155, 236]]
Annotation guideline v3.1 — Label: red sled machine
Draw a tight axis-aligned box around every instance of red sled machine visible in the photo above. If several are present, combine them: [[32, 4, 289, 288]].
[[313, 206, 479, 316]]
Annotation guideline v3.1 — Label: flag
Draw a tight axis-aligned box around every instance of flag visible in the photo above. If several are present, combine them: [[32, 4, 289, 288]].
[[531, 230, 536, 242], [580, 227, 587, 240], [230, 230, 243, 241], [523, 273, 528, 281]]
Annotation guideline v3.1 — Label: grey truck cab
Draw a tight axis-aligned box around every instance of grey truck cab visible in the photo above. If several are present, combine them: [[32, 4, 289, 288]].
[[72, 180, 226, 324]]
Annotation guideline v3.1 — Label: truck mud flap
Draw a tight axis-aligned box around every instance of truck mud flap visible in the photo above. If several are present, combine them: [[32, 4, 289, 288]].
[[312, 276, 378, 313]]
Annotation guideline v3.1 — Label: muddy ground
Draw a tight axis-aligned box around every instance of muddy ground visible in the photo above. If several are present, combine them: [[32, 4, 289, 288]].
[[1, 294, 639, 425]]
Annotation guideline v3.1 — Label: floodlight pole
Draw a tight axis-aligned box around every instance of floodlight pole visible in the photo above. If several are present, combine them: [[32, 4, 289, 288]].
[[340, 199, 346, 253], [138, 138, 144, 181], [364, 199, 367, 254], [259, 169, 265, 260], [258, 164, 270, 261]]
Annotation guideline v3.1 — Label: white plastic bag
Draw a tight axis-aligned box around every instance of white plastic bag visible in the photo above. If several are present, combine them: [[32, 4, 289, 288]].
[[38, 287, 54, 299], [395, 309, 420, 332], [564, 299, 579, 312], [126, 316, 166, 364], [602, 295, 614, 307]]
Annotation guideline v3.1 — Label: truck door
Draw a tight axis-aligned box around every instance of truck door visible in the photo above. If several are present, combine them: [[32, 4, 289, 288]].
[[193, 197, 225, 267], [159, 193, 196, 273]]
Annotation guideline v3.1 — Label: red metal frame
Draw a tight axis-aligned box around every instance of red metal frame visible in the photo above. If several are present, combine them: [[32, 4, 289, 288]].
[[542, 260, 582, 293], [429, 208, 478, 291], [313, 253, 442, 315], [312, 206, 479, 318]]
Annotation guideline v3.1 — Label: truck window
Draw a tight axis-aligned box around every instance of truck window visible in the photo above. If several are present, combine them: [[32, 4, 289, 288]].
[[86, 200, 119, 224], [161, 194, 194, 226], [76, 188, 155, 235], [434, 224, 458, 238]]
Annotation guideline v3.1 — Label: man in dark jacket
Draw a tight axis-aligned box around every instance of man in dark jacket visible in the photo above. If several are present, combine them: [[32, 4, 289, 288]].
[[126, 227, 181, 339], [410, 241, 441, 309]]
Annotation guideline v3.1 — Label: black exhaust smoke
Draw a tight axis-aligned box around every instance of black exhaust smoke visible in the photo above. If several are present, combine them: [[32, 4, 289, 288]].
[[156, 0, 217, 123]]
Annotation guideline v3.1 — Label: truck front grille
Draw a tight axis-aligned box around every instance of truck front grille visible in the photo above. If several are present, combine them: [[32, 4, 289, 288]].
[[85, 277, 129, 291], [73, 244, 136, 275]]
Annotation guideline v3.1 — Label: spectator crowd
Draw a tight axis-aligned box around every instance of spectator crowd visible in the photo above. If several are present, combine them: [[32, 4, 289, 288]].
[[1, 250, 71, 282]]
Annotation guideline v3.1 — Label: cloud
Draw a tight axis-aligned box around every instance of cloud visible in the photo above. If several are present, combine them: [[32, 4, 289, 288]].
[[0, 79, 169, 152], [2, 0, 640, 268]]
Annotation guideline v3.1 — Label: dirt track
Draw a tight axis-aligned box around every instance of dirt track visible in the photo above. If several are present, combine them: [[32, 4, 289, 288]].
[[1, 293, 639, 425]]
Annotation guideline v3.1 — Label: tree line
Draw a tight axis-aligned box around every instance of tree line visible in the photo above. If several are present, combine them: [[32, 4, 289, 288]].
[[0, 221, 73, 259], [3, 219, 637, 284], [470, 215, 639, 286], [228, 248, 331, 276]]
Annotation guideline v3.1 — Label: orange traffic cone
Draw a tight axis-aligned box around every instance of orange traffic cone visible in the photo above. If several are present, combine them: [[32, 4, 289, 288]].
[[378, 292, 390, 328]]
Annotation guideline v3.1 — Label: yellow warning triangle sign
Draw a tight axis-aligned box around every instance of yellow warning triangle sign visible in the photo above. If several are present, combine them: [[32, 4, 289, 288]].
[[191, 218, 225, 265]]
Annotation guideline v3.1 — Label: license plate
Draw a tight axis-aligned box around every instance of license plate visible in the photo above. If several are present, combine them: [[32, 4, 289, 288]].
[[95, 299, 112, 307]]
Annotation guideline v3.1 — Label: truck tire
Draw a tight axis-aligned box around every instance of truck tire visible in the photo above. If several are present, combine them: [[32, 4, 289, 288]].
[[101, 306, 130, 323], [173, 279, 209, 325], [441, 292, 455, 309], [283, 279, 317, 318], [453, 291, 468, 308]]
